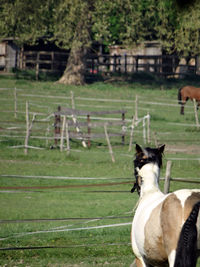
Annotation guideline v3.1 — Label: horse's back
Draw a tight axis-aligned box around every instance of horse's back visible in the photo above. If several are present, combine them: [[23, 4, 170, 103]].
[[161, 189, 200, 253], [132, 189, 200, 266], [181, 85, 200, 100]]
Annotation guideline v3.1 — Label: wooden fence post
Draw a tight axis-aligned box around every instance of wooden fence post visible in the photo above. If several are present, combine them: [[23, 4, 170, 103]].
[[104, 123, 115, 163], [54, 106, 61, 147], [153, 131, 158, 147], [147, 112, 150, 144], [122, 112, 125, 145], [24, 101, 29, 155], [114, 54, 117, 72], [45, 123, 50, 147], [136, 56, 139, 72], [164, 161, 172, 194], [124, 54, 127, 73], [35, 52, 39, 81], [60, 115, 66, 152], [193, 99, 199, 128], [87, 114, 91, 148], [66, 119, 70, 155], [14, 87, 17, 119], [135, 95, 138, 121], [24, 103, 36, 155], [71, 90, 75, 109], [51, 52, 54, 72], [128, 115, 135, 152], [143, 117, 146, 144], [70, 91, 87, 148]]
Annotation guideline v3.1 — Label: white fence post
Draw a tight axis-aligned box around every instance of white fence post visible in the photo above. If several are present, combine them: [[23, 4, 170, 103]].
[[14, 87, 17, 119], [135, 95, 138, 121], [193, 99, 199, 128], [128, 115, 135, 152], [24, 101, 29, 155], [104, 123, 115, 163]]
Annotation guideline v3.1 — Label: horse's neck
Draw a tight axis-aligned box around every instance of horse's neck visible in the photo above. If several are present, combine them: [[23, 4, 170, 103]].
[[140, 179, 162, 197], [137, 163, 164, 198], [140, 170, 163, 198]]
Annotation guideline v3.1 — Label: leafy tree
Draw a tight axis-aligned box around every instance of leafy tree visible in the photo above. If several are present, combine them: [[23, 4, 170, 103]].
[[174, 0, 200, 56], [0, 0, 55, 45], [0, 0, 200, 84], [52, 0, 93, 85]]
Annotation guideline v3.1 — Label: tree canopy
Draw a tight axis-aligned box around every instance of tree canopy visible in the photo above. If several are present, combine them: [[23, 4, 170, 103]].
[[0, 0, 200, 84]]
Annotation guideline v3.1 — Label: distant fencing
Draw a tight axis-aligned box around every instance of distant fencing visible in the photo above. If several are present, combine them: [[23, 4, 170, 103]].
[[1, 88, 199, 157], [21, 51, 199, 79], [54, 106, 127, 149], [5, 89, 151, 157]]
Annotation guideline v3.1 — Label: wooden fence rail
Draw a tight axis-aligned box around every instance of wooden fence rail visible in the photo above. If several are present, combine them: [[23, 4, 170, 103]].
[[54, 106, 127, 148]]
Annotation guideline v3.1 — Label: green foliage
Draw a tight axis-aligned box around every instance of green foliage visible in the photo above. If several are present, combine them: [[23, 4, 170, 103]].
[[0, 0, 200, 56], [0, 0, 56, 45]]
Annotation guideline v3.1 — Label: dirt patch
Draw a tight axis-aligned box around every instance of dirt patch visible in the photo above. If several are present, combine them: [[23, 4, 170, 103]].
[[165, 144, 200, 155]]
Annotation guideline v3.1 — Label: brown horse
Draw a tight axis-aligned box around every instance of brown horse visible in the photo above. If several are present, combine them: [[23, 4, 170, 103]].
[[178, 86, 200, 115]]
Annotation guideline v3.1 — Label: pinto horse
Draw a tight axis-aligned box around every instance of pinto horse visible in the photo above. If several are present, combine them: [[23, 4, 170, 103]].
[[178, 85, 200, 115], [131, 161, 200, 267]]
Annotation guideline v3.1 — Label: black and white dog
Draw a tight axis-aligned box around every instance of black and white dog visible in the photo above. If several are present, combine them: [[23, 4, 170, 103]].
[[131, 144, 165, 195]]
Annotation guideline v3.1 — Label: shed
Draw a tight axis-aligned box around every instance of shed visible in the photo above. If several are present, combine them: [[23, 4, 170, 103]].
[[0, 38, 20, 71], [109, 41, 162, 73]]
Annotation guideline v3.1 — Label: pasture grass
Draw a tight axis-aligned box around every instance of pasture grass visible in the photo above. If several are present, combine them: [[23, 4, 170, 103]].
[[0, 74, 200, 266]]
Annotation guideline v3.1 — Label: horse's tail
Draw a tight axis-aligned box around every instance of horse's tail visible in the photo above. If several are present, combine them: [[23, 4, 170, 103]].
[[174, 201, 200, 267], [178, 87, 183, 104]]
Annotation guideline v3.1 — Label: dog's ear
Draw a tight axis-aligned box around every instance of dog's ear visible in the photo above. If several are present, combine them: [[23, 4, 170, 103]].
[[158, 144, 165, 154], [135, 144, 143, 155]]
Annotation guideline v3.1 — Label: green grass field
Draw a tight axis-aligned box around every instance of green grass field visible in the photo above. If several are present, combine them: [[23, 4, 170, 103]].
[[0, 74, 200, 266]]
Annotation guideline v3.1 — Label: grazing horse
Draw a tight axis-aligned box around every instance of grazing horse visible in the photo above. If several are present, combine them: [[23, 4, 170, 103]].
[[131, 144, 165, 195], [131, 162, 200, 267], [178, 86, 200, 115]]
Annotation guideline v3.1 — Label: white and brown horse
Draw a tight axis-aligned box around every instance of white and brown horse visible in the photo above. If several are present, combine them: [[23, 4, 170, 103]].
[[131, 162, 200, 267]]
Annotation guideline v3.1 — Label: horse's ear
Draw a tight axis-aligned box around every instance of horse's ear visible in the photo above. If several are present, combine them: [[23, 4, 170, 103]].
[[135, 144, 143, 154], [158, 144, 165, 154]]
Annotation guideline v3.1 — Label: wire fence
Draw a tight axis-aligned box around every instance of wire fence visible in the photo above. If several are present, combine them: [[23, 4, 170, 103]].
[[1, 87, 199, 260]]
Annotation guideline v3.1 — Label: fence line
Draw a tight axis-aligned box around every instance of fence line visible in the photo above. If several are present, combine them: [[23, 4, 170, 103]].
[[1, 87, 197, 106], [0, 222, 132, 241], [0, 181, 133, 190], [0, 175, 200, 190], [16, 92, 187, 108], [7, 94, 176, 111], [0, 215, 132, 224], [1, 174, 199, 182], [0, 190, 130, 194], [0, 242, 132, 251], [19, 93, 71, 100], [0, 174, 132, 180], [1, 134, 198, 146]]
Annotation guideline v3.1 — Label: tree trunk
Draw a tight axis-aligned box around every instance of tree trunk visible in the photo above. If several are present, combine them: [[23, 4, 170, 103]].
[[58, 3, 92, 86], [58, 46, 86, 85]]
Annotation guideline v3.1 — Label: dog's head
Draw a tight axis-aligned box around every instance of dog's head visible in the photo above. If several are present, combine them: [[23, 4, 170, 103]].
[[131, 144, 165, 195]]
